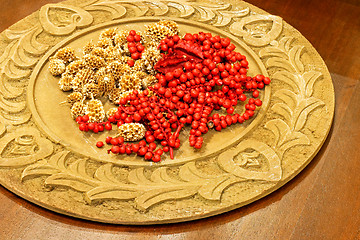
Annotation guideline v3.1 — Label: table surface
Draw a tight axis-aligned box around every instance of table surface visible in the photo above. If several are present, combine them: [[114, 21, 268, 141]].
[[0, 0, 359, 239]]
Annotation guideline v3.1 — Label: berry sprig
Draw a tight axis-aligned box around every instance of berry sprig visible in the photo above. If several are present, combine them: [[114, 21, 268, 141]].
[[77, 31, 271, 163], [127, 30, 145, 63]]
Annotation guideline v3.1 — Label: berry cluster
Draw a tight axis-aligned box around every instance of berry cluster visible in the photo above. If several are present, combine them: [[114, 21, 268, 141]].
[[76, 31, 270, 163], [127, 30, 145, 63]]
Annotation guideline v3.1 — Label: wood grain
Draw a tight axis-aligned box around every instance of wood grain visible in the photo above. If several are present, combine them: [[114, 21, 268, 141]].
[[0, 0, 359, 239]]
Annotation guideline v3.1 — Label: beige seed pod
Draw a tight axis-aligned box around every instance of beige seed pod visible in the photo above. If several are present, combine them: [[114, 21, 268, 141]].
[[97, 37, 113, 48], [145, 23, 173, 42], [82, 83, 100, 98], [85, 99, 105, 123], [83, 40, 95, 55], [100, 28, 117, 40], [108, 89, 131, 105], [70, 101, 86, 119], [117, 55, 132, 65], [132, 59, 146, 72], [118, 74, 142, 92], [118, 123, 146, 141], [75, 68, 96, 84], [66, 59, 85, 76], [54, 47, 76, 63], [58, 73, 73, 91], [90, 47, 108, 59], [83, 54, 106, 69], [98, 74, 115, 95], [107, 61, 131, 81], [113, 30, 128, 46], [71, 76, 84, 93], [157, 20, 179, 35], [142, 75, 158, 88], [49, 58, 66, 76], [141, 46, 161, 74], [106, 107, 118, 118], [67, 92, 83, 106]]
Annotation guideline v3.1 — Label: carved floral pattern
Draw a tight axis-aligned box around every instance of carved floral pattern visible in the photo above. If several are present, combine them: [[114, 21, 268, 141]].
[[0, 0, 332, 221]]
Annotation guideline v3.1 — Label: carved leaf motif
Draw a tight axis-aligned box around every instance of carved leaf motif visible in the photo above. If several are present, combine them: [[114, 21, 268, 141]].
[[271, 103, 293, 123], [179, 162, 212, 182], [128, 167, 154, 185], [151, 167, 183, 184], [21, 160, 60, 181], [198, 175, 241, 200], [0, 121, 5, 137], [167, 1, 195, 17], [84, 0, 169, 19], [45, 159, 99, 192], [0, 127, 53, 167], [272, 71, 301, 93], [135, 185, 199, 211], [21, 151, 69, 180], [190, 3, 230, 22], [39, 4, 93, 35], [273, 89, 298, 110], [265, 119, 310, 153], [289, 45, 305, 74], [304, 71, 323, 98], [0, 111, 31, 126], [85, 186, 139, 203], [94, 163, 121, 184], [292, 97, 325, 131], [218, 140, 282, 181], [83, 1, 128, 19], [0, 96, 26, 113], [214, 8, 250, 27]]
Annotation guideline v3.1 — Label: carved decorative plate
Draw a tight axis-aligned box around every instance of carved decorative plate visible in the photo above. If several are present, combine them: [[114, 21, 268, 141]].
[[0, 0, 334, 224]]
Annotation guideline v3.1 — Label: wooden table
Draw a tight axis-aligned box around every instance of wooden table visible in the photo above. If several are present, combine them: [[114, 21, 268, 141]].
[[0, 0, 359, 239]]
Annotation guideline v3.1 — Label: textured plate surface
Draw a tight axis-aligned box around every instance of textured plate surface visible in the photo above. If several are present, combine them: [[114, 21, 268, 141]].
[[0, 0, 334, 224]]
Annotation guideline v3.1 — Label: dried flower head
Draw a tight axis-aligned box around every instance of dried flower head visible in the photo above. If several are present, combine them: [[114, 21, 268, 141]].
[[58, 73, 73, 91], [118, 74, 142, 92], [82, 83, 101, 98], [85, 99, 105, 122], [54, 47, 76, 63], [66, 60, 85, 76], [49, 58, 66, 76], [83, 54, 106, 69], [107, 61, 131, 80], [70, 101, 86, 119], [67, 92, 83, 106], [118, 123, 146, 141], [106, 107, 118, 118]]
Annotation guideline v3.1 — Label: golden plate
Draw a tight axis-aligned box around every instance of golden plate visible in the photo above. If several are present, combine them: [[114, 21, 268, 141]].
[[0, 0, 334, 224]]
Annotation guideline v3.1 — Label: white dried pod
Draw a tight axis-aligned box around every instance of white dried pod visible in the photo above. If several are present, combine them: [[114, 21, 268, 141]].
[[85, 99, 105, 122], [118, 74, 142, 92], [83, 54, 106, 69], [108, 89, 131, 105], [114, 30, 128, 46], [49, 58, 66, 76], [67, 92, 83, 106], [98, 74, 115, 95], [100, 28, 117, 40], [54, 47, 76, 63], [70, 101, 86, 119], [83, 40, 95, 55], [106, 107, 118, 118], [118, 123, 146, 141], [66, 60, 85, 76], [58, 73, 73, 91], [142, 75, 158, 88], [82, 83, 101, 98]]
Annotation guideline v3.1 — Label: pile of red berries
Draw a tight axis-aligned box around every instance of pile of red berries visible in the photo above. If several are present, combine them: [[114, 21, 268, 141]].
[[126, 30, 145, 65], [77, 31, 270, 162]]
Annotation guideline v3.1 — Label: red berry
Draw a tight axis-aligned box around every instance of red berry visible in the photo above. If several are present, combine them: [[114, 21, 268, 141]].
[[96, 141, 104, 148]]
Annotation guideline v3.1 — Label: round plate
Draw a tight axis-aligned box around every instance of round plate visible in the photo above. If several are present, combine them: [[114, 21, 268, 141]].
[[0, 0, 334, 224]]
